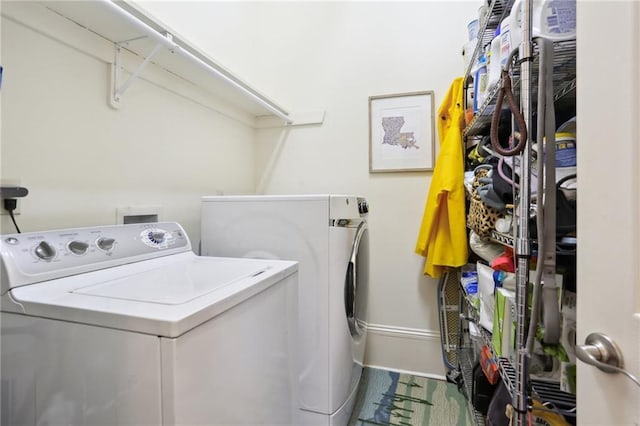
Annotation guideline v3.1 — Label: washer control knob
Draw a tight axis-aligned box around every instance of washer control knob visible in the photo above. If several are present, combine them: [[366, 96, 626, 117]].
[[34, 241, 56, 261], [149, 231, 165, 244], [67, 240, 89, 255], [96, 237, 116, 252]]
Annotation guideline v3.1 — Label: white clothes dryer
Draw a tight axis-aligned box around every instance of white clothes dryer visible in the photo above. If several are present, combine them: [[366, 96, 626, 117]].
[[0, 222, 298, 426], [200, 195, 369, 426]]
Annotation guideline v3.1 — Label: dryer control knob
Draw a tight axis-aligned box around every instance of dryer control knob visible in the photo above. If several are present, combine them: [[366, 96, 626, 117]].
[[96, 237, 116, 252], [34, 241, 56, 261]]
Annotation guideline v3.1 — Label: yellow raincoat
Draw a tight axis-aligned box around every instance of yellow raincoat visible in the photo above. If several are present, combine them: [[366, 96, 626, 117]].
[[415, 78, 468, 278]]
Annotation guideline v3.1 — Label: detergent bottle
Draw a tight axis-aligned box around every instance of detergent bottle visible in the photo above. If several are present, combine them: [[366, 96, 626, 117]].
[[487, 26, 502, 91], [501, 0, 576, 65], [473, 54, 488, 112]]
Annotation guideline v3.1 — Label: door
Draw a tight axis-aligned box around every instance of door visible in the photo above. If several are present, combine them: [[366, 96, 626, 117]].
[[577, 1, 640, 423], [345, 220, 369, 339]]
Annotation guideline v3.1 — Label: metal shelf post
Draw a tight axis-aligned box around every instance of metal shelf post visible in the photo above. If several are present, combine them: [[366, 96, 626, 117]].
[[513, 0, 533, 424]]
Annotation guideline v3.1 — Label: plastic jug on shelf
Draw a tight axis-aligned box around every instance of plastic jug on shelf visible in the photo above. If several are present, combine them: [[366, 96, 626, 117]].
[[487, 27, 502, 91], [501, 0, 576, 61], [473, 54, 488, 112]]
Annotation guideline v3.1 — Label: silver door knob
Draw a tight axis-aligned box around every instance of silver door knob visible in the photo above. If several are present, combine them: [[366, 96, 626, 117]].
[[576, 332, 640, 387]]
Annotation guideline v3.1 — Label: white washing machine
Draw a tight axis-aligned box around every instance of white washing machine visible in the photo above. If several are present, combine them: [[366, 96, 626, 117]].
[[0, 222, 299, 426], [200, 195, 369, 426]]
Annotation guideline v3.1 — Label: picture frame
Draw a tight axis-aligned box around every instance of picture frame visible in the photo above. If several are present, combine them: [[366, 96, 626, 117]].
[[368, 91, 436, 173]]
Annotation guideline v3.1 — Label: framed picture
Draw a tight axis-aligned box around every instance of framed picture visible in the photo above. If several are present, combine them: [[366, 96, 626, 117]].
[[368, 91, 436, 173]]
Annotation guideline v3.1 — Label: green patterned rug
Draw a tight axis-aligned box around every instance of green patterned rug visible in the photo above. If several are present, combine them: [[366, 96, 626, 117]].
[[348, 368, 473, 426]]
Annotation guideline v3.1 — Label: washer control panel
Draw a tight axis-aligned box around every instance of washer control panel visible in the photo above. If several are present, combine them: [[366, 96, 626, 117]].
[[0, 222, 190, 288]]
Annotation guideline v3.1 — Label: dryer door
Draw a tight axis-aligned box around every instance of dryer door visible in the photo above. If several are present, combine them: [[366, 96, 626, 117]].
[[345, 220, 369, 339]]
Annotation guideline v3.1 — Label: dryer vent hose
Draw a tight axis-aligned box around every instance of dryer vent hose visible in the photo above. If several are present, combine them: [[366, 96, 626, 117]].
[[490, 70, 528, 157]]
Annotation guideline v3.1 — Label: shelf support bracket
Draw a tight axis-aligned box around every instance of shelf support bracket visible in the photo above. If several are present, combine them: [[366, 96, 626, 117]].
[[109, 37, 169, 109]]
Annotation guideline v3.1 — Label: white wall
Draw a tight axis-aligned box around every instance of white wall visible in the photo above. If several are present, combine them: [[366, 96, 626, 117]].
[[0, 2, 257, 242], [136, 1, 477, 375]]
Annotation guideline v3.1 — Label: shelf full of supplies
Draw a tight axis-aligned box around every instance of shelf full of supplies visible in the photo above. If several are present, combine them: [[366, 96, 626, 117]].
[[463, 0, 516, 86], [457, 281, 577, 423], [464, 37, 576, 138], [483, 229, 576, 256], [458, 0, 578, 425]]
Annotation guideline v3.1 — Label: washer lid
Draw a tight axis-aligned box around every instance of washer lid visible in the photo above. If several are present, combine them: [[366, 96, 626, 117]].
[[72, 258, 269, 305], [3, 253, 298, 337]]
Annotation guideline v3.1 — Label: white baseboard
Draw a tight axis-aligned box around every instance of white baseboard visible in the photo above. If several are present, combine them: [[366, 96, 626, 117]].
[[365, 364, 447, 382], [363, 323, 448, 378]]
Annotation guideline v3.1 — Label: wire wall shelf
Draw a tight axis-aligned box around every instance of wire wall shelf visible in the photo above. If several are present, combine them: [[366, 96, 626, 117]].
[[458, 285, 577, 422], [464, 38, 576, 137]]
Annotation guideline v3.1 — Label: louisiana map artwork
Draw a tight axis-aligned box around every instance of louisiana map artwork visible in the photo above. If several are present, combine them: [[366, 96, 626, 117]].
[[381, 116, 420, 150]]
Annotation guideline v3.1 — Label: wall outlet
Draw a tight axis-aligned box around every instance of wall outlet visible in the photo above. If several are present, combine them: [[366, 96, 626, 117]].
[[0, 179, 23, 216], [1, 200, 21, 216]]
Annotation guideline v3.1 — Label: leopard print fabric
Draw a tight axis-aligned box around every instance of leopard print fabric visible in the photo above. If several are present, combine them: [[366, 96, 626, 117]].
[[468, 168, 503, 237]]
